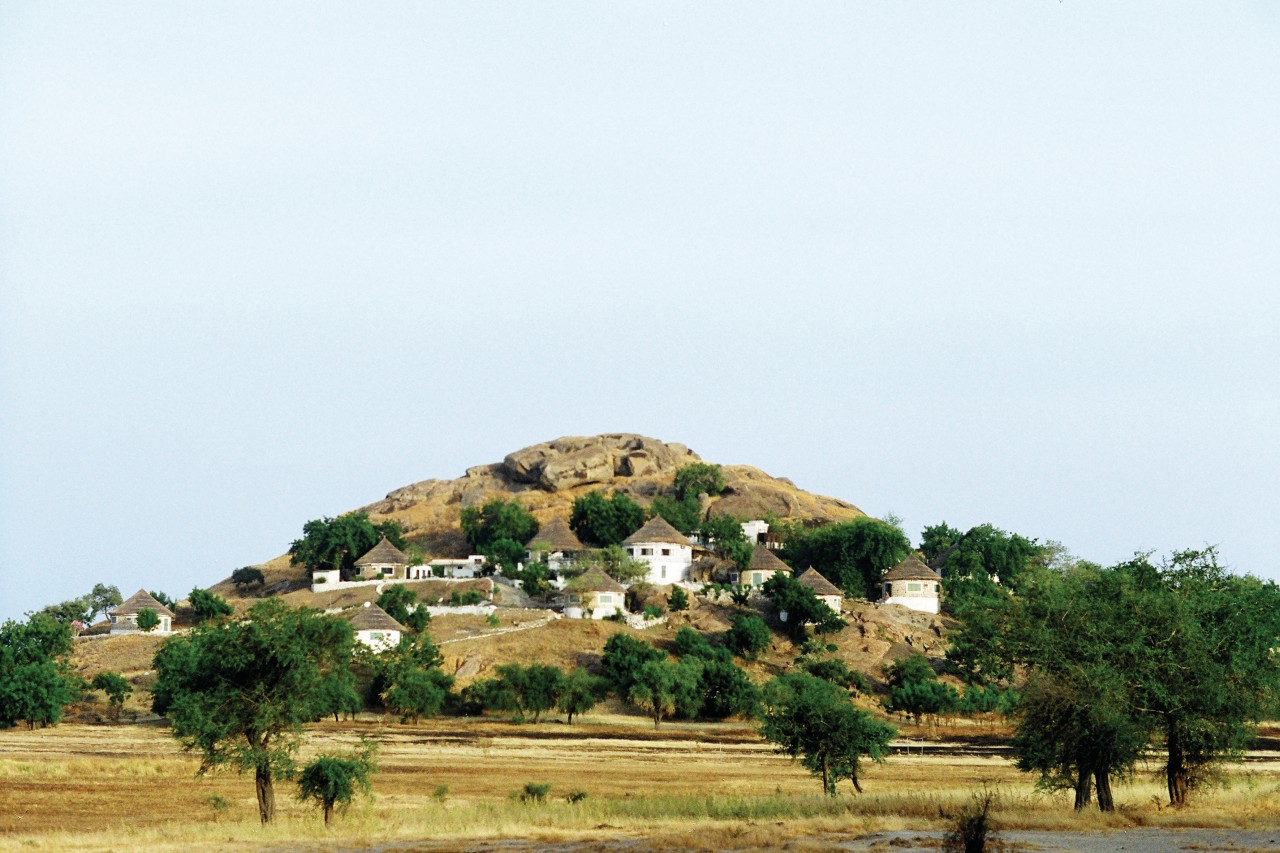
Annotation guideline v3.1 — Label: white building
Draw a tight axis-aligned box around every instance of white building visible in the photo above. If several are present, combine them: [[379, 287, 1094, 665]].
[[742, 543, 791, 587], [622, 516, 694, 584], [423, 555, 487, 579], [525, 516, 586, 574], [741, 519, 770, 545], [880, 556, 943, 614], [562, 567, 627, 620], [795, 568, 844, 613], [346, 602, 405, 652], [353, 536, 409, 580]]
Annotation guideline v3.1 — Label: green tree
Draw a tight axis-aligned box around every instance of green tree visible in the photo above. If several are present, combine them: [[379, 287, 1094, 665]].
[[725, 612, 771, 661], [151, 600, 357, 823], [578, 545, 649, 584], [382, 667, 452, 723], [695, 658, 761, 720], [919, 522, 963, 563], [460, 499, 538, 553], [600, 634, 665, 696], [672, 627, 719, 661], [37, 597, 91, 627], [188, 587, 233, 624], [783, 518, 910, 599], [674, 463, 726, 499], [314, 667, 362, 722], [628, 659, 701, 728], [231, 567, 266, 590], [91, 671, 132, 721], [762, 573, 845, 642], [558, 668, 607, 724], [760, 673, 896, 795], [801, 658, 870, 695], [135, 608, 160, 632], [569, 491, 646, 547], [150, 590, 176, 609], [402, 607, 432, 633], [376, 585, 419, 624], [297, 740, 377, 825], [650, 494, 702, 534], [935, 523, 1048, 613], [478, 664, 566, 722], [0, 614, 79, 730], [698, 514, 752, 569], [668, 586, 689, 612], [290, 513, 406, 581], [87, 583, 123, 622]]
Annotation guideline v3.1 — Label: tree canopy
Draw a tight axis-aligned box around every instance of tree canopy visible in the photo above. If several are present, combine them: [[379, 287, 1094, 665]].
[[0, 613, 79, 729], [569, 491, 646, 547], [782, 518, 909, 599], [151, 600, 357, 823], [290, 513, 406, 581]]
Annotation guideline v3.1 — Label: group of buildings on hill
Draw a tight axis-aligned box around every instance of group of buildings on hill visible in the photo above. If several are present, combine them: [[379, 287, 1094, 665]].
[[305, 513, 943, 629]]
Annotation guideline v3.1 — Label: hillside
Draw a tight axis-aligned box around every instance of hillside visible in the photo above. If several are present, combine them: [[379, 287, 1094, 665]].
[[216, 433, 867, 597]]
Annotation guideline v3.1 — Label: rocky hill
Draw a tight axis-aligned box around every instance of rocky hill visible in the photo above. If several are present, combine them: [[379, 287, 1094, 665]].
[[352, 434, 862, 561]]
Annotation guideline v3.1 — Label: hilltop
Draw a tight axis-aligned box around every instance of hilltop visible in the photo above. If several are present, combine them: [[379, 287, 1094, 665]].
[[223, 433, 867, 595]]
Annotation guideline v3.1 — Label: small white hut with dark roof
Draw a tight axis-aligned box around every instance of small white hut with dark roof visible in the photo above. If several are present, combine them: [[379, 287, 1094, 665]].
[[881, 556, 943, 614], [796, 568, 843, 613], [563, 567, 627, 620], [622, 515, 694, 584], [109, 589, 176, 634], [346, 602, 406, 651], [744, 543, 791, 588], [354, 536, 408, 580]]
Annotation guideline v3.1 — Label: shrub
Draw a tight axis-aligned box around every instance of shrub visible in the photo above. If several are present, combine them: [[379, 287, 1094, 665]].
[[942, 788, 999, 853], [135, 608, 159, 632], [725, 612, 771, 661], [668, 586, 690, 612], [520, 782, 552, 803], [486, 613, 500, 627], [566, 789, 588, 803], [642, 604, 665, 620]]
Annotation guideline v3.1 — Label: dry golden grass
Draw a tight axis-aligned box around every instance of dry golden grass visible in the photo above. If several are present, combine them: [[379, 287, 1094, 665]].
[[4, 718, 1280, 852]]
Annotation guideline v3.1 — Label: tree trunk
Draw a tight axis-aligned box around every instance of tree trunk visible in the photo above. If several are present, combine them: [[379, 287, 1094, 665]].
[[1167, 722, 1189, 806], [1073, 764, 1092, 811], [850, 767, 863, 794], [1094, 766, 1114, 812], [323, 800, 333, 826], [821, 756, 832, 796], [255, 764, 275, 824]]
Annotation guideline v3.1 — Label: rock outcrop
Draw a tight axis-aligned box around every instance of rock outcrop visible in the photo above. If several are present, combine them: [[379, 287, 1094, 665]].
[[502, 434, 700, 491]]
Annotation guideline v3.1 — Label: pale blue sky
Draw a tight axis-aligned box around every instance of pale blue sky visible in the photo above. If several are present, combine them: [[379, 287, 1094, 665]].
[[2, 3, 1277, 621]]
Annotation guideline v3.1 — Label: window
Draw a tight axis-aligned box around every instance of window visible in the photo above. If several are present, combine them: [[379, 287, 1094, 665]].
[[661, 567, 666, 579], [661, 548, 670, 556], [752, 572, 763, 586], [626, 548, 634, 556], [598, 593, 613, 605], [907, 582, 921, 592], [641, 548, 653, 556]]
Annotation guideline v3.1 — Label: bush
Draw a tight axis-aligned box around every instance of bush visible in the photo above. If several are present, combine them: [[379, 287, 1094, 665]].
[[449, 590, 484, 607], [566, 789, 588, 804], [642, 604, 665, 620], [520, 782, 552, 803], [942, 788, 999, 853], [668, 586, 690, 612], [725, 612, 771, 661]]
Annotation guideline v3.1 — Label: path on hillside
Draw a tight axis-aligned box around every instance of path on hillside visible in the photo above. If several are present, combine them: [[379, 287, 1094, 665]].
[[437, 615, 556, 646]]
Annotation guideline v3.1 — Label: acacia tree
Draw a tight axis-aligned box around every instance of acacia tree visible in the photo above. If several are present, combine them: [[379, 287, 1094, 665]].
[[151, 600, 356, 823], [0, 613, 79, 729], [290, 513, 406, 581], [760, 673, 896, 795], [782, 518, 909, 599], [627, 659, 701, 728], [569, 491, 646, 547], [91, 671, 132, 721], [297, 740, 377, 826]]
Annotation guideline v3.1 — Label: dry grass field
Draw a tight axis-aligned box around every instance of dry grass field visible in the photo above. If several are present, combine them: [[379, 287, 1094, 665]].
[[4, 716, 1280, 852]]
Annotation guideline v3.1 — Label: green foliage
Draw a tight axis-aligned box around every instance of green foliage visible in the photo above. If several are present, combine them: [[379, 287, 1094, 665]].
[[448, 589, 484, 606], [313, 668, 362, 722], [88, 584, 122, 621], [0, 614, 78, 730], [725, 612, 771, 661], [642, 604, 665, 620], [601, 634, 665, 696], [801, 658, 869, 695], [628, 659, 702, 728], [698, 514, 751, 569], [486, 537, 529, 573], [135, 608, 160, 632], [569, 491, 647, 547], [382, 667, 452, 723], [579, 545, 649, 584], [782, 518, 910, 600], [558, 667, 607, 724], [37, 597, 91, 627], [475, 663, 566, 723], [668, 586, 689, 612], [297, 741, 376, 825], [674, 463, 726, 500], [650, 494, 702, 534], [91, 671, 132, 720], [934, 523, 1048, 613], [695, 658, 761, 720], [512, 560, 552, 597], [761, 573, 845, 642], [150, 600, 356, 823], [289, 512, 406, 581], [728, 585, 752, 607], [760, 673, 897, 795], [376, 585, 419, 624], [519, 782, 552, 803], [402, 607, 432, 633], [188, 587, 233, 624], [942, 788, 999, 853], [231, 567, 266, 590], [460, 499, 538, 554], [672, 627, 719, 661], [920, 522, 963, 564], [150, 590, 176, 609]]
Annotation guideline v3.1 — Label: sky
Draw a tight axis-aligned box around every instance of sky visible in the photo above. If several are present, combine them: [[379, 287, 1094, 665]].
[[2, 3, 1277, 622]]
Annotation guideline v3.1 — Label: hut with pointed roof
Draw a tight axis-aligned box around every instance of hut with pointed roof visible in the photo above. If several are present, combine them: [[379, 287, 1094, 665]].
[[743, 543, 791, 588], [622, 515, 694, 585], [525, 516, 586, 578], [562, 567, 627, 620], [880, 555, 943, 614], [354, 536, 409, 580], [109, 589, 176, 634], [796, 568, 844, 613], [346, 602, 406, 651]]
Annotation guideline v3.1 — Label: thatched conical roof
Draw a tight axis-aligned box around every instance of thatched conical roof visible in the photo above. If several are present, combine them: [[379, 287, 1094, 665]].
[[747, 544, 791, 573], [622, 515, 689, 546], [346, 602, 407, 633], [796, 568, 842, 597], [113, 588, 175, 618], [573, 567, 627, 594], [355, 536, 408, 567], [883, 555, 942, 582], [527, 516, 585, 552]]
